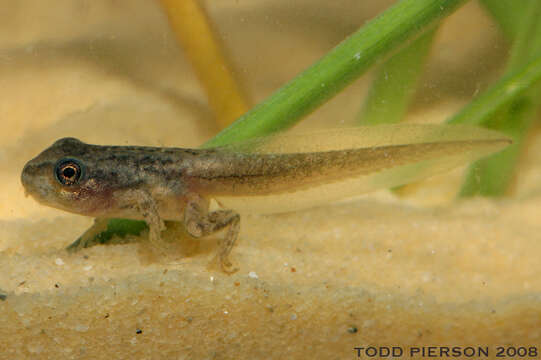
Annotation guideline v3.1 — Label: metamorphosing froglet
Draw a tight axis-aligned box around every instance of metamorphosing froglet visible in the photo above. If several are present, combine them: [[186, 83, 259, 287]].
[[21, 124, 510, 273]]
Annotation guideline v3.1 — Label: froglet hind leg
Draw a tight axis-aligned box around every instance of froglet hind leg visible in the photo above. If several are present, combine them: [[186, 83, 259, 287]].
[[184, 194, 240, 274]]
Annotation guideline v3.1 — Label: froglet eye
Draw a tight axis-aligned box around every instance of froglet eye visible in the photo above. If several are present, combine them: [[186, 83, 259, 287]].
[[55, 158, 84, 186]]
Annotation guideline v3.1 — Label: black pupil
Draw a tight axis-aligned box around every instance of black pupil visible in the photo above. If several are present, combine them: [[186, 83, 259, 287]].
[[63, 167, 76, 179], [56, 160, 81, 185]]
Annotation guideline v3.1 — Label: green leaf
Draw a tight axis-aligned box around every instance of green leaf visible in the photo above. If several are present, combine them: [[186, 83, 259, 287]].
[[359, 28, 437, 125], [457, 0, 541, 196], [203, 0, 467, 148], [79, 0, 469, 248]]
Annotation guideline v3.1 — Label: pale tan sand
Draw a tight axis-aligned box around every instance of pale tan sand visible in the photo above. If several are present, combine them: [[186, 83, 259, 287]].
[[1, 1, 541, 359]]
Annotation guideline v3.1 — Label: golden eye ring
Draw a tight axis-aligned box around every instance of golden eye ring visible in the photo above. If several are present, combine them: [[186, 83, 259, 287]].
[[55, 158, 83, 186]]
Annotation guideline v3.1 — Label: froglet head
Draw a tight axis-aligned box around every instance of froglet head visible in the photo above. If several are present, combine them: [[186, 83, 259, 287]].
[[21, 137, 109, 216]]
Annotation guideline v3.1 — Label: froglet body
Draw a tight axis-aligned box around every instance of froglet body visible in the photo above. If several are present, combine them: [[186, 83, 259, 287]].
[[21, 124, 511, 272]]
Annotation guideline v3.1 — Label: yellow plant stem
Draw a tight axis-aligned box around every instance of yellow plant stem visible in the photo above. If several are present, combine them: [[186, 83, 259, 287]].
[[159, 0, 249, 127]]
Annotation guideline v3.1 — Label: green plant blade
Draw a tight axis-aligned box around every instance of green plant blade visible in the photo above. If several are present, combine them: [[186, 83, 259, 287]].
[[447, 56, 541, 127], [480, 0, 531, 39], [204, 0, 467, 148], [80, 0, 469, 248], [359, 28, 437, 125], [457, 0, 541, 197]]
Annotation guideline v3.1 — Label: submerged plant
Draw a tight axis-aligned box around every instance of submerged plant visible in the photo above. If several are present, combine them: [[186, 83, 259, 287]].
[[83, 0, 541, 245]]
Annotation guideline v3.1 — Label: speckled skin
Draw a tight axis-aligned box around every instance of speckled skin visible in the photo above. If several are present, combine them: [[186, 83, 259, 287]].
[[21, 138, 243, 272], [21, 135, 509, 272]]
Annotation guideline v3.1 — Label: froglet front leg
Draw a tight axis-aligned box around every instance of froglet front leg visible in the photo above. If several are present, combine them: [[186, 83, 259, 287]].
[[68, 189, 167, 253], [122, 188, 166, 249]]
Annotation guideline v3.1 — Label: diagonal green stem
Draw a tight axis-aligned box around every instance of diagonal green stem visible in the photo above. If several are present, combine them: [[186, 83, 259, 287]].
[[79, 0, 469, 247], [203, 0, 467, 148], [358, 27, 437, 125], [447, 56, 541, 126], [479, 0, 530, 39], [456, 0, 541, 197]]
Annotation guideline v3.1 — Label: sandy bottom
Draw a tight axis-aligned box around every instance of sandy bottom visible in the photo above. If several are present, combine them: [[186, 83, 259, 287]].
[[1, 1, 541, 359]]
